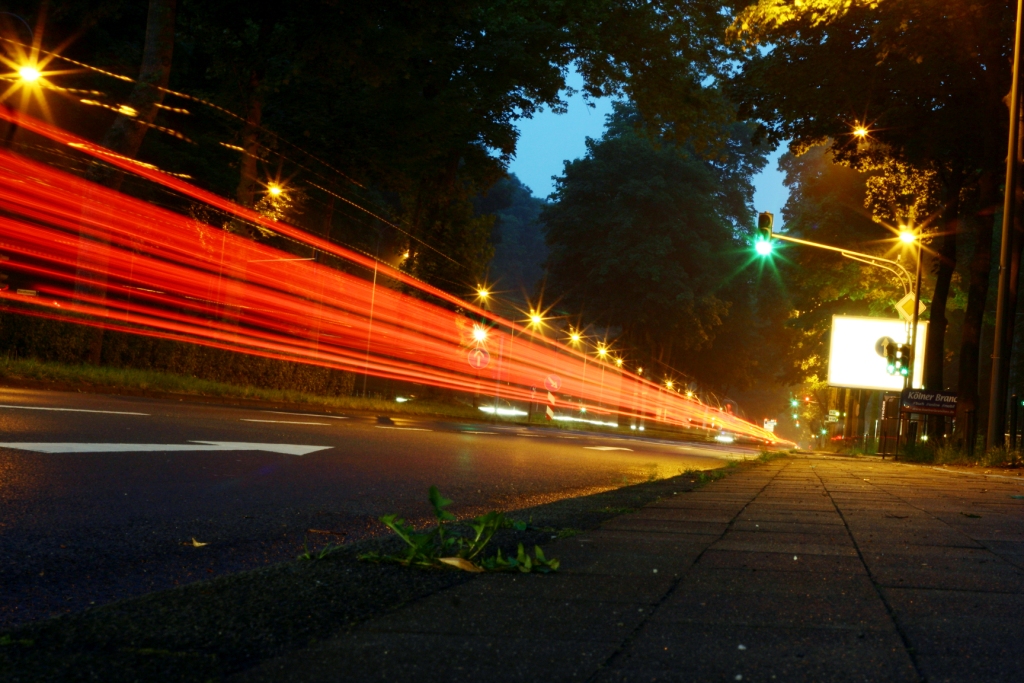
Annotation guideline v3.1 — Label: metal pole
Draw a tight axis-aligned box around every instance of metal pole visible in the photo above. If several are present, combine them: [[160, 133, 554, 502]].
[[908, 239, 924, 385], [987, 0, 1024, 450], [1011, 393, 1019, 450]]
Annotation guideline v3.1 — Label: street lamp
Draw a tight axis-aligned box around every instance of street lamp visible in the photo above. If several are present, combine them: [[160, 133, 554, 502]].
[[17, 66, 39, 83], [853, 126, 869, 138], [472, 325, 488, 343]]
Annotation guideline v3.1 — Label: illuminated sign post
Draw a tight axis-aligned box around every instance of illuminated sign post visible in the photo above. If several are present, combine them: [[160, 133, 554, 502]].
[[828, 316, 926, 391]]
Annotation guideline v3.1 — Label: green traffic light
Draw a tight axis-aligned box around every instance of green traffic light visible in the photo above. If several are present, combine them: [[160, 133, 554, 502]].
[[789, 399, 798, 407], [754, 238, 773, 256]]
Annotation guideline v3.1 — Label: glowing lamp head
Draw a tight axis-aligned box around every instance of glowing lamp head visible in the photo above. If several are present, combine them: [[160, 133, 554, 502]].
[[570, 332, 581, 344], [597, 346, 608, 358], [529, 313, 543, 327], [637, 367, 643, 375], [853, 126, 869, 138], [18, 66, 40, 83], [476, 287, 489, 299], [267, 184, 283, 197], [472, 325, 488, 343], [754, 238, 773, 256], [898, 229, 916, 244], [615, 358, 623, 367], [401, 250, 410, 260], [665, 380, 674, 390]]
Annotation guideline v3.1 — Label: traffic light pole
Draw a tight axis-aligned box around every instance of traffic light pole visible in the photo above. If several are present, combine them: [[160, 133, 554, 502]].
[[767, 232, 922, 381], [987, 0, 1024, 450], [769, 233, 915, 296]]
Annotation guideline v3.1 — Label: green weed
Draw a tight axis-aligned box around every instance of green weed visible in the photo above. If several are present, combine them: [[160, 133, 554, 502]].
[[297, 539, 343, 561], [358, 486, 559, 573]]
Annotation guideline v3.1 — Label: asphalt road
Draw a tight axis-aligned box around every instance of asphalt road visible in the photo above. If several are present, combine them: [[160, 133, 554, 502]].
[[0, 387, 762, 630]]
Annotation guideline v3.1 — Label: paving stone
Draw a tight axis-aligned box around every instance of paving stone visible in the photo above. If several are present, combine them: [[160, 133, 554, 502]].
[[597, 623, 917, 683], [697, 549, 866, 572], [365, 591, 652, 642], [456, 573, 676, 604], [653, 587, 892, 630], [241, 632, 615, 683]]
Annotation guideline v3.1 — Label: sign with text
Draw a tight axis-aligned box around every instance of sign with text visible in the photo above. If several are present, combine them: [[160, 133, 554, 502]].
[[900, 389, 957, 416], [828, 316, 926, 391]]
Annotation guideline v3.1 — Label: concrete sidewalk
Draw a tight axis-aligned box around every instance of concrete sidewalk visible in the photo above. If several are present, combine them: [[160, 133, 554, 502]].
[[239, 455, 1024, 683]]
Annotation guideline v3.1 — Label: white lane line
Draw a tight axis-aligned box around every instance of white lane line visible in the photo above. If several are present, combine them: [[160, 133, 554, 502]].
[[241, 419, 331, 426], [461, 431, 497, 435], [0, 404, 149, 416], [557, 436, 581, 439], [262, 411, 348, 420], [584, 446, 634, 452], [0, 441, 331, 455], [516, 433, 540, 437], [375, 426, 433, 432]]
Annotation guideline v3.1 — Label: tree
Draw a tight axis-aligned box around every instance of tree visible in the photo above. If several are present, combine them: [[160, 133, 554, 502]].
[[475, 175, 548, 299], [542, 102, 783, 389], [728, 0, 1015, 439]]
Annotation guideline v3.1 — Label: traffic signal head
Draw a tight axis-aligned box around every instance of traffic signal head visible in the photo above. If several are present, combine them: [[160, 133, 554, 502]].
[[895, 344, 913, 377], [754, 212, 774, 256], [884, 340, 897, 375]]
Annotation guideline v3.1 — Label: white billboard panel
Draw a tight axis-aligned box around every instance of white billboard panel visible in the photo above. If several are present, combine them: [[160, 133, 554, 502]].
[[828, 316, 926, 391]]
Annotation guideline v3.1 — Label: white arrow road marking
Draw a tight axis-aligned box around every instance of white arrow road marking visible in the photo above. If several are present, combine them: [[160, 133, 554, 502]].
[[262, 411, 348, 420], [241, 419, 331, 425], [0, 441, 331, 455], [584, 446, 634, 452], [374, 426, 432, 432], [0, 404, 148, 416]]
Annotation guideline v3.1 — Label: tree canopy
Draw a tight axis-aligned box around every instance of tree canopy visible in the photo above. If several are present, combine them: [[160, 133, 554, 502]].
[[542, 102, 794, 395]]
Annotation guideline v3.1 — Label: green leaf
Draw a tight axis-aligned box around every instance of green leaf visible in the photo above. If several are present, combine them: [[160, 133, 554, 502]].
[[428, 486, 456, 521]]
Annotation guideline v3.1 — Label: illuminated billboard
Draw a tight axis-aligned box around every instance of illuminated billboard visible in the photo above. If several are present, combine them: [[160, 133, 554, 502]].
[[828, 316, 926, 391]]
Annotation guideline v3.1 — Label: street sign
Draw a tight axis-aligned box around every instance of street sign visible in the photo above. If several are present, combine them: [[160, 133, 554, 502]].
[[900, 389, 957, 416], [828, 409, 840, 417], [895, 292, 927, 322], [467, 348, 490, 370], [826, 415, 839, 423], [544, 374, 562, 392]]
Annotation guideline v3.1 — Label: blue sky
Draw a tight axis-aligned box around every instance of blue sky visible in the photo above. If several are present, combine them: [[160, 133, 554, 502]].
[[506, 71, 789, 222]]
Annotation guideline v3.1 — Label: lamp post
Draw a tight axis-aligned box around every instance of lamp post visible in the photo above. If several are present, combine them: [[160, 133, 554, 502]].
[[900, 228, 924, 389], [987, 0, 1024, 450]]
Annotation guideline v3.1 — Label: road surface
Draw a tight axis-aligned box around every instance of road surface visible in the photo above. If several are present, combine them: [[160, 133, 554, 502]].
[[0, 387, 761, 629]]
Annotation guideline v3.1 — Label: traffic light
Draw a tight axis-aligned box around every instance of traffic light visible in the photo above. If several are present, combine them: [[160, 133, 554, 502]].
[[894, 344, 913, 377], [884, 340, 897, 375], [754, 212, 774, 255]]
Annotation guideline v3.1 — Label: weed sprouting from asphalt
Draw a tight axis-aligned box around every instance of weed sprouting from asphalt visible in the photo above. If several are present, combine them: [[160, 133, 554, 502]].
[[358, 486, 559, 573]]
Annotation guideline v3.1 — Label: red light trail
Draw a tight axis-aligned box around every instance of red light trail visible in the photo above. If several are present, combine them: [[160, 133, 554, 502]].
[[0, 106, 785, 444]]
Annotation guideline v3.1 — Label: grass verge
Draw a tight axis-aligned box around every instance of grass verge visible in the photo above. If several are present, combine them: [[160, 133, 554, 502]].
[[0, 356, 480, 419]]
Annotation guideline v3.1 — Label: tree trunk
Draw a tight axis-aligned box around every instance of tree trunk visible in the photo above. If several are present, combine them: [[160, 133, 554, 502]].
[[234, 72, 264, 209], [925, 170, 963, 392], [998, 97, 1024, 424], [954, 170, 998, 447], [81, 0, 177, 364], [95, 0, 177, 187]]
